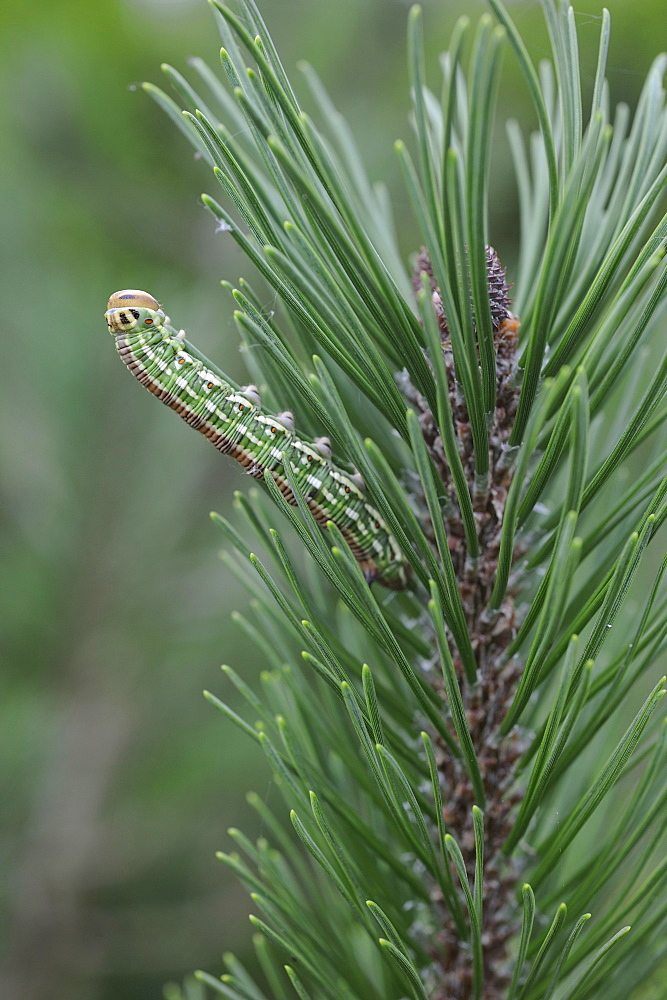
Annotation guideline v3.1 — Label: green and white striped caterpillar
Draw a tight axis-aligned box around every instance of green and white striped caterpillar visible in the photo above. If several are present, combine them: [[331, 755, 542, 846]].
[[105, 290, 409, 589]]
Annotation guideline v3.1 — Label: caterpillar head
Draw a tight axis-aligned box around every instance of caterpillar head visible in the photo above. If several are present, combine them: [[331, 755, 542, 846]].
[[105, 289, 165, 334]]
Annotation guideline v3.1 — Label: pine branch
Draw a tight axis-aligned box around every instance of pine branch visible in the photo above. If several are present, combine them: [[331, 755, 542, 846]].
[[108, 1, 667, 998]]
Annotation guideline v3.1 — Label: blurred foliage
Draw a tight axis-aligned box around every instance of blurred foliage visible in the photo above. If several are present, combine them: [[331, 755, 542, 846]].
[[0, 1, 665, 999]]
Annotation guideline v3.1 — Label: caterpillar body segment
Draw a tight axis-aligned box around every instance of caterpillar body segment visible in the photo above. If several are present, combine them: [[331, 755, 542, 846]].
[[105, 290, 410, 589]]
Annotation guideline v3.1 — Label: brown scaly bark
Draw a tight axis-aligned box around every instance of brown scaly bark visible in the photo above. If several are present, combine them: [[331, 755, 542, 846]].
[[403, 247, 529, 999]]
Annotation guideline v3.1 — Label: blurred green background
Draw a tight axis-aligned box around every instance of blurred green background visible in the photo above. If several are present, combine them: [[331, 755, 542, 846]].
[[1, 1, 664, 998]]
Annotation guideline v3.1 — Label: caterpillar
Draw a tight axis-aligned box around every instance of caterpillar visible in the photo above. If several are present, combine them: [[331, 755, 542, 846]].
[[105, 290, 410, 589]]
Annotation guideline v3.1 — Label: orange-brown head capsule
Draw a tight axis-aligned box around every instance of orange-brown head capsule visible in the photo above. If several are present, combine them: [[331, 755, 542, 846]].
[[105, 289, 163, 334], [107, 289, 161, 311]]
